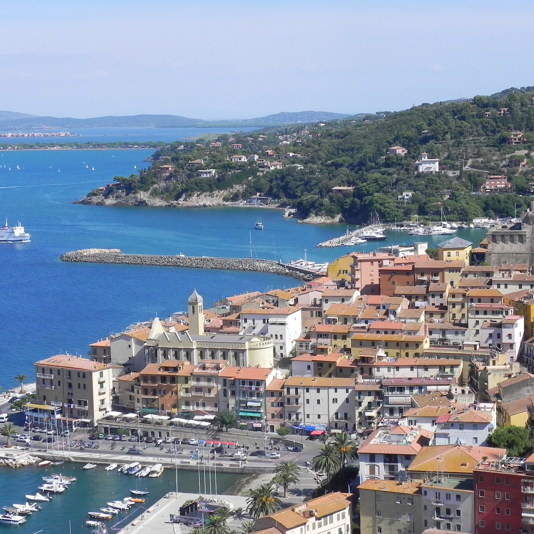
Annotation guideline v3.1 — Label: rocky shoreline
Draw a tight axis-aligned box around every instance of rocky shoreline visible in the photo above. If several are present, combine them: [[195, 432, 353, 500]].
[[60, 249, 317, 281]]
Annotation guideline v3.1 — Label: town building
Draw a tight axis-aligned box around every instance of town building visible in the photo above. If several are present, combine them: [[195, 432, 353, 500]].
[[32, 354, 113, 426], [415, 153, 440, 173]]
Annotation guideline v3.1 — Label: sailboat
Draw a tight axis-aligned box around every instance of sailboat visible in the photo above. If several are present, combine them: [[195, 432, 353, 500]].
[[429, 206, 456, 235], [254, 218, 264, 230]]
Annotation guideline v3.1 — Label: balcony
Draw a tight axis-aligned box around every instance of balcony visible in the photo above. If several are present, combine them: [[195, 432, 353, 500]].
[[431, 500, 443, 506], [37, 373, 54, 379], [180, 392, 192, 397], [75, 405, 89, 410], [523, 483, 534, 494], [522, 502, 534, 511], [40, 385, 55, 391], [364, 407, 380, 417]]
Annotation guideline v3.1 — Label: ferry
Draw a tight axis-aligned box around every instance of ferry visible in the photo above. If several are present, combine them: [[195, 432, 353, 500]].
[[0, 219, 31, 243]]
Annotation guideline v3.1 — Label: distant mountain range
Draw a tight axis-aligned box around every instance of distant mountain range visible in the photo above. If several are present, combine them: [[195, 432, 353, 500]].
[[0, 110, 353, 130]]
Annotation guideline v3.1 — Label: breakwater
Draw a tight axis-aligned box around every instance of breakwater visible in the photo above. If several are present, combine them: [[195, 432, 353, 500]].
[[60, 249, 317, 281]]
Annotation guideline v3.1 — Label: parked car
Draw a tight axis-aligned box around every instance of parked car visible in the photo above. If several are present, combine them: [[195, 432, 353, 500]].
[[32, 435, 43, 441], [249, 450, 267, 457], [267, 452, 281, 459]]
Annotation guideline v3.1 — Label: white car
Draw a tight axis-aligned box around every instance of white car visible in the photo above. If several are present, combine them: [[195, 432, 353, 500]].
[[267, 452, 281, 459]]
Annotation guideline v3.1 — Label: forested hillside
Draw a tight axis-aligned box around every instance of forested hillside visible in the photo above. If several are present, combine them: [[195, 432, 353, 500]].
[[85, 88, 534, 224]]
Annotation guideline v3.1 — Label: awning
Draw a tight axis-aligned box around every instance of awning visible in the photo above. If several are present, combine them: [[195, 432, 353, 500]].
[[310, 430, 325, 436], [25, 403, 58, 411], [252, 423, 262, 428], [121, 413, 139, 419], [247, 401, 262, 407], [304, 425, 315, 432], [104, 411, 123, 418], [238, 411, 263, 418]]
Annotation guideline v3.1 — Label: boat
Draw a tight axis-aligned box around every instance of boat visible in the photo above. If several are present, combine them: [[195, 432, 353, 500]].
[[359, 228, 387, 240], [86, 520, 105, 528], [25, 492, 51, 502], [135, 466, 152, 477], [105, 463, 118, 471], [106, 500, 132, 511], [82, 463, 97, 470], [3, 506, 32, 516], [148, 463, 164, 477], [38, 482, 66, 493], [130, 489, 149, 496], [88, 511, 113, 520], [0, 513, 26, 525], [0, 219, 31, 243], [126, 462, 141, 475], [38, 460, 52, 467], [128, 497, 145, 504], [254, 219, 264, 230], [99, 507, 119, 516], [42, 473, 76, 485], [12, 502, 40, 514]]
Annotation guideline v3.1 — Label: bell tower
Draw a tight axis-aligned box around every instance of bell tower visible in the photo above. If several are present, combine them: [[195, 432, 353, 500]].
[[187, 289, 204, 336]]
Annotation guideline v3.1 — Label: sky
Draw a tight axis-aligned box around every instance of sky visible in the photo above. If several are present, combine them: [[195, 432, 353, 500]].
[[2, 0, 534, 120]]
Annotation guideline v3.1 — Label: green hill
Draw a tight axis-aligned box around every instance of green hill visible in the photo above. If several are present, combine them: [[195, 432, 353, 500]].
[[83, 87, 534, 223]]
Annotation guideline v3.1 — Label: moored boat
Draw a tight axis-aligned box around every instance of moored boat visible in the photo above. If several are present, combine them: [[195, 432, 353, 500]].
[[25, 492, 50, 502], [38, 482, 66, 494], [0, 513, 26, 525], [88, 511, 113, 520], [82, 462, 97, 470], [148, 463, 164, 477], [130, 489, 149, 496], [12, 502, 40, 514], [42, 474, 76, 485], [105, 463, 118, 471]]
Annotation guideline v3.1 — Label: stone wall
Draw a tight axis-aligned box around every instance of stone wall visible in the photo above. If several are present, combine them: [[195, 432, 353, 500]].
[[60, 249, 315, 281]]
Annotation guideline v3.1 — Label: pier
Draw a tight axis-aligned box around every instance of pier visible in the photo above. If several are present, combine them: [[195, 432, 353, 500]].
[[60, 249, 320, 281]]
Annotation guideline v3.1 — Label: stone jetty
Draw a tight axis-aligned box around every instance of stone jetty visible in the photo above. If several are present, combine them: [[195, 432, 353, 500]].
[[60, 249, 317, 281]]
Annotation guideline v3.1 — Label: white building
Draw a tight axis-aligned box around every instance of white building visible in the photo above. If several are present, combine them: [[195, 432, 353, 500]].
[[415, 153, 440, 173], [283, 376, 356, 432], [434, 405, 496, 446], [479, 314, 524, 362], [240, 307, 302, 359], [358, 425, 434, 483]]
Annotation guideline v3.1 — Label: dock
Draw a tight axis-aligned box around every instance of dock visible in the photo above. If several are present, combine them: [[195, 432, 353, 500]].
[[60, 249, 321, 281]]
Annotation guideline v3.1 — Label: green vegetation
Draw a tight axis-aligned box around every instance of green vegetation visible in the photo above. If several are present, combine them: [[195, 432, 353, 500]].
[[214, 410, 238, 431], [245, 482, 282, 519], [92, 87, 534, 223], [0, 423, 17, 446], [488, 425, 532, 457], [273, 461, 300, 497]]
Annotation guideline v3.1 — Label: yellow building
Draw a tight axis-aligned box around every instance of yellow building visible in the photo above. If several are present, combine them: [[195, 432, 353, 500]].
[[351, 332, 429, 359], [436, 237, 473, 266], [327, 253, 354, 283], [497, 396, 534, 427], [503, 290, 534, 340]]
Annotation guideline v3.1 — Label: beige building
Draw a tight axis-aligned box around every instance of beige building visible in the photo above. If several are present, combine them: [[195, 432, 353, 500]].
[[33, 354, 113, 426], [253, 492, 352, 534], [144, 291, 274, 368]]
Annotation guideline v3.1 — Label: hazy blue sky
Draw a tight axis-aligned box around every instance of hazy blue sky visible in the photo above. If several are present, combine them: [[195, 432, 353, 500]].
[[2, 0, 533, 119]]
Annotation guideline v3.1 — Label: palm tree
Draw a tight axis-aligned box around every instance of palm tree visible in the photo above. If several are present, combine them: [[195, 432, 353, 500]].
[[245, 482, 282, 519], [239, 520, 256, 534], [203, 513, 231, 534], [1, 423, 17, 447], [328, 432, 357, 466], [314, 443, 342, 482], [273, 461, 300, 497], [14, 374, 27, 394]]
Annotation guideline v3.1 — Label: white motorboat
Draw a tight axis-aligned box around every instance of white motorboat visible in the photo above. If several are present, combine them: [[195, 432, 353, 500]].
[[107, 500, 132, 511], [25, 492, 51, 502], [12, 502, 40, 514], [42, 473, 76, 485], [135, 466, 152, 477], [254, 219, 264, 230], [38, 482, 66, 494], [148, 463, 164, 477], [82, 463, 98, 470], [88, 511, 113, 520], [100, 507, 119, 516], [0, 513, 26, 525], [105, 463, 118, 471]]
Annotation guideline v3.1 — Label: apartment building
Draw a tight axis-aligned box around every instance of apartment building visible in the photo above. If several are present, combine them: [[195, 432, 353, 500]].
[[283, 376, 356, 432], [358, 425, 433, 483], [33, 354, 113, 425]]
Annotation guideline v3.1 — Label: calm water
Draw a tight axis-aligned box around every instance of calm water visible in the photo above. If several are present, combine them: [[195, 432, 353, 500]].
[[0, 463, 245, 534]]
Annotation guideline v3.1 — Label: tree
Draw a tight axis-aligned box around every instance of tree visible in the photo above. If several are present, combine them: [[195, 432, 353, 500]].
[[314, 443, 342, 482], [276, 426, 291, 437], [1, 423, 17, 447], [214, 411, 237, 431], [488, 426, 532, 457], [273, 461, 300, 497], [245, 482, 282, 519], [328, 432, 357, 466], [239, 520, 256, 534], [14, 374, 27, 394], [203, 513, 231, 534]]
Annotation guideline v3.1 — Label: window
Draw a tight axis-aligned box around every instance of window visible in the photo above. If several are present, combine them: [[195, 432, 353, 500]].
[[495, 491, 501, 500], [478, 505, 485, 513], [478, 490, 485, 498], [479, 521, 485, 528]]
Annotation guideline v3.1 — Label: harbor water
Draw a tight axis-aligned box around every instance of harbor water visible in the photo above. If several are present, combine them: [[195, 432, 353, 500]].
[[0, 463, 246, 533]]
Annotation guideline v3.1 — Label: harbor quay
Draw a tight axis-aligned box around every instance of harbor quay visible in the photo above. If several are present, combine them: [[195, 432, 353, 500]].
[[60, 249, 318, 280]]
